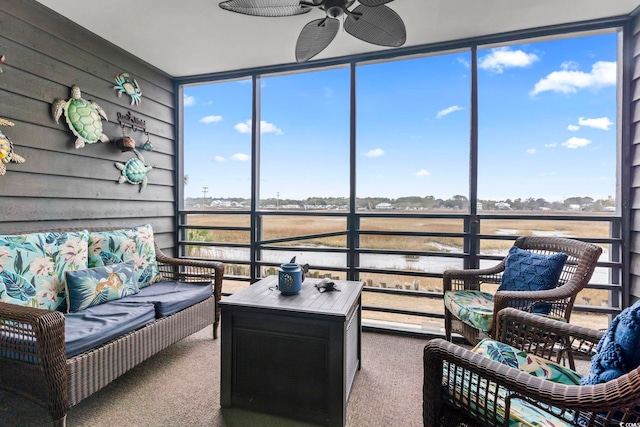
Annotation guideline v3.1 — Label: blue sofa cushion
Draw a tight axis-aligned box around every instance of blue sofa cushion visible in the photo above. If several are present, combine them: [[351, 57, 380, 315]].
[[118, 281, 212, 318], [64, 301, 156, 358]]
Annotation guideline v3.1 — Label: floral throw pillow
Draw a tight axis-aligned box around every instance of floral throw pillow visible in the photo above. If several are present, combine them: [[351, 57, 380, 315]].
[[0, 230, 89, 311], [65, 261, 139, 312], [88, 224, 161, 288]]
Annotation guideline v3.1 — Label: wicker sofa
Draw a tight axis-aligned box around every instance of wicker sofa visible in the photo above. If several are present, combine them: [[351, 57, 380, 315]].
[[0, 226, 224, 427]]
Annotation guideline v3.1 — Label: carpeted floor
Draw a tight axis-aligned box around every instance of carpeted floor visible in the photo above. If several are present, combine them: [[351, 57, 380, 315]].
[[0, 328, 427, 427]]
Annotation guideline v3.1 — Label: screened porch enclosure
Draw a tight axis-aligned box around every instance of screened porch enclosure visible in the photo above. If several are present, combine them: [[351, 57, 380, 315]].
[[178, 24, 627, 335]]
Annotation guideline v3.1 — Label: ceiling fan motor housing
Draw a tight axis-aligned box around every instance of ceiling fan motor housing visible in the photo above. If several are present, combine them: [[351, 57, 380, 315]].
[[324, 0, 356, 18]]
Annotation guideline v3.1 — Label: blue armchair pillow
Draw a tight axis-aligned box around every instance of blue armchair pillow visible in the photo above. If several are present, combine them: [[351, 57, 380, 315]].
[[65, 261, 139, 312], [497, 246, 568, 314], [581, 300, 640, 385]]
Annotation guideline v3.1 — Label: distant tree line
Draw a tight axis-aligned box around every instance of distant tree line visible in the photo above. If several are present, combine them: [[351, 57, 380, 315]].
[[185, 194, 615, 212]]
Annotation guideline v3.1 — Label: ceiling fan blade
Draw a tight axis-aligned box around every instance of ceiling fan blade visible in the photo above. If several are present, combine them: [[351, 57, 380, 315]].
[[295, 18, 340, 62], [219, 0, 312, 17], [358, 0, 395, 6], [344, 4, 406, 47]]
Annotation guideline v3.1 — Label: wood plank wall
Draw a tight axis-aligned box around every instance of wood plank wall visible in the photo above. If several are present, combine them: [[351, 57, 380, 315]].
[[631, 12, 640, 302], [0, 0, 177, 253]]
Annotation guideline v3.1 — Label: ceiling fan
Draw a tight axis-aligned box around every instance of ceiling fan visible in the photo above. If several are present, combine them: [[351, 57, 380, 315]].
[[218, 0, 407, 62]]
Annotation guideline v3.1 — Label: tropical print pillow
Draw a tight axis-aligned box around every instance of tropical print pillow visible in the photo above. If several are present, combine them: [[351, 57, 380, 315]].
[[88, 224, 161, 288], [472, 338, 582, 385], [0, 230, 89, 310], [65, 261, 139, 312]]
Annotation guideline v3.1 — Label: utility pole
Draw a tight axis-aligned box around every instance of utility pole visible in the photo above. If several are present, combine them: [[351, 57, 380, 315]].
[[276, 192, 279, 210], [202, 186, 208, 210]]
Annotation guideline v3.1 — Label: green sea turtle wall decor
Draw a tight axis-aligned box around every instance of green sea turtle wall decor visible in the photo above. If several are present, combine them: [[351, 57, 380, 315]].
[[0, 118, 25, 176], [113, 73, 142, 106], [115, 149, 152, 192], [52, 85, 109, 149]]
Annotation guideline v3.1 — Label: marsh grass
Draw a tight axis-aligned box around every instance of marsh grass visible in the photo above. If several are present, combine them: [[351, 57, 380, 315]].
[[189, 213, 615, 329], [187, 213, 611, 252]]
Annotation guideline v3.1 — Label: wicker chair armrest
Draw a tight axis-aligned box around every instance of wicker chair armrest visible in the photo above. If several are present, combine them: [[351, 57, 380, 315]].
[[492, 285, 579, 314], [423, 338, 637, 424], [496, 307, 603, 358], [442, 261, 506, 292]]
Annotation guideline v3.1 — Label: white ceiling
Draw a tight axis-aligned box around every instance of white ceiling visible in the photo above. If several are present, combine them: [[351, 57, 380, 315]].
[[36, 0, 640, 77]]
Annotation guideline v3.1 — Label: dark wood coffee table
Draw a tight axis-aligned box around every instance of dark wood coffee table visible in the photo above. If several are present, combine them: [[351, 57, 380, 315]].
[[220, 276, 364, 427]]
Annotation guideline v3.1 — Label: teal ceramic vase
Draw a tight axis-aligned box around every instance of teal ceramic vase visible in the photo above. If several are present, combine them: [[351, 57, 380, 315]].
[[278, 263, 302, 295]]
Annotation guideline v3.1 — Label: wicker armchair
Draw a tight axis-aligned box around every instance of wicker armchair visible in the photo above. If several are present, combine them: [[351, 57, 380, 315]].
[[443, 236, 602, 346], [424, 308, 640, 426]]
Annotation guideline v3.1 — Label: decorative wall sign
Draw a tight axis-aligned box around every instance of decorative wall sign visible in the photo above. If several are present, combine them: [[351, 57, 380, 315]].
[[0, 118, 26, 176], [113, 73, 142, 105], [116, 111, 153, 151], [115, 149, 152, 192], [117, 111, 146, 133], [52, 85, 109, 149]]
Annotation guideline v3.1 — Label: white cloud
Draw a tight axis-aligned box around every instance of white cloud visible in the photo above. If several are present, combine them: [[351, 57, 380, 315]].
[[562, 137, 591, 149], [478, 47, 539, 73], [578, 116, 613, 131], [199, 115, 222, 124], [567, 124, 580, 131], [364, 148, 385, 158], [561, 61, 579, 71], [545, 143, 558, 147], [214, 156, 225, 162], [235, 121, 251, 133], [526, 148, 536, 155], [414, 169, 430, 177], [531, 61, 616, 95], [234, 120, 283, 135], [231, 153, 250, 161], [457, 57, 470, 68], [436, 105, 463, 119], [184, 95, 196, 107]]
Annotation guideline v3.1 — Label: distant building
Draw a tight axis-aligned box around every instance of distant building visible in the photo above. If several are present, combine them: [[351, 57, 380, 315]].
[[375, 203, 393, 210], [495, 202, 511, 210], [568, 204, 581, 210]]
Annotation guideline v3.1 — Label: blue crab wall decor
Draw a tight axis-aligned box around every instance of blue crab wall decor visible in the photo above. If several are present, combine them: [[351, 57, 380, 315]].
[[113, 73, 142, 106]]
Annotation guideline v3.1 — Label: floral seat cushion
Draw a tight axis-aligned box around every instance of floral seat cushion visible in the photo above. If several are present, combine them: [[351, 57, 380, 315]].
[[472, 338, 582, 385], [443, 351, 578, 427], [444, 290, 494, 332]]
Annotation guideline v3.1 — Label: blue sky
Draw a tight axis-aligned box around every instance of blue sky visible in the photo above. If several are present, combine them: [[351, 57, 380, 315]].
[[183, 31, 617, 202]]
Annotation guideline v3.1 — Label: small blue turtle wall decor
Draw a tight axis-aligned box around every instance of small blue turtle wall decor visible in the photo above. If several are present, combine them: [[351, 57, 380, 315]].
[[115, 149, 152, 192], [114, 73, 142, 106]]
